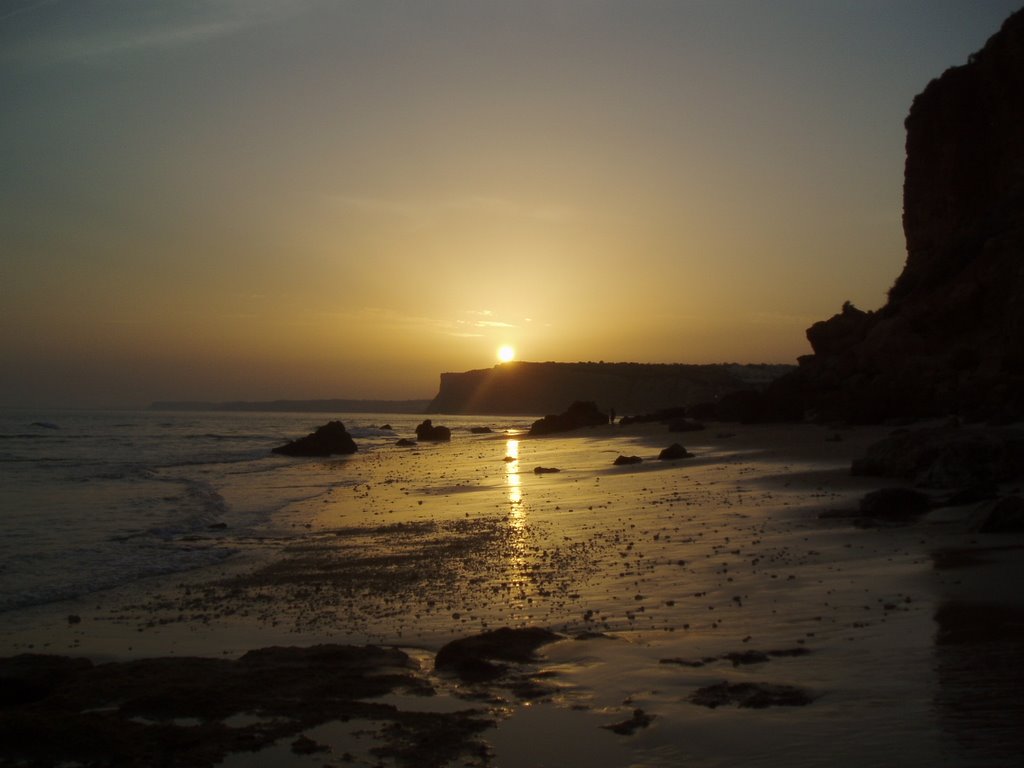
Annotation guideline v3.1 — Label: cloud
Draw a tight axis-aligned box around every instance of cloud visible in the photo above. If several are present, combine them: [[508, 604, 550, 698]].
[[3, 0, 301, 65]]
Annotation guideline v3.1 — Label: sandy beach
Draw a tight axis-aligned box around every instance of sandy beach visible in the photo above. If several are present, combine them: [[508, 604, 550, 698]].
[[3, 420, 1023, 767]]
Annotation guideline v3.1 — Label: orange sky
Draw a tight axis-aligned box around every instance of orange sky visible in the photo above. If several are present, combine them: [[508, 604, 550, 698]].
[[2, 1, 1020, 407]]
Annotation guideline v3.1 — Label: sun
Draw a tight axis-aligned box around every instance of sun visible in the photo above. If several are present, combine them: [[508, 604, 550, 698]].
[[497, 345, 516, 363]]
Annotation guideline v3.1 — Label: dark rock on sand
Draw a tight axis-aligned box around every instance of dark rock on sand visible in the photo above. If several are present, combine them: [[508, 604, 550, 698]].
[[272, 421, 357, 456], [856, 487, 932, 526], [396, 438, 417, 446], [533, 466, 561, 474], [976, 495, 1024, 533], [528, 401, 608, 436], [851, 424, 1024, 488], [689, 681, 815, 709], [613, 455, 643, 466], [658, 443, 693, 461], [469, 426, 493, 434], [415, 419, 451, 442], [601, 708, 654, 735], [618, 407, 688, 426], [0, 645, 494, 768], [434, 627, 562, 683]]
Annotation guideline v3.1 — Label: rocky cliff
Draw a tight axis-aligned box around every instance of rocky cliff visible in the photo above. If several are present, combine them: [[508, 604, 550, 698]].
[[427, 362, 793, 415], [795, 8, 1024, 423]]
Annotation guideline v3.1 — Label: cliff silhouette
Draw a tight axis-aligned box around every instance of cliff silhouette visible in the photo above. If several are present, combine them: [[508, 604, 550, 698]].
[[427, 361, 793, 415], [789, 8, 1024, 423]]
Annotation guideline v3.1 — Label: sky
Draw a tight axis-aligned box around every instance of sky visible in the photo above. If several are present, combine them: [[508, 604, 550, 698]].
[[2, 0, 1021, 408]]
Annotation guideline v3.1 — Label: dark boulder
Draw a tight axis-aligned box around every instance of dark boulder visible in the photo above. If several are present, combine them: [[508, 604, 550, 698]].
[[856, 487, 932, 526], [395, 438, 416, 447], [613, 455, 643, 466], [469, 426, 493, 434], [434, 627, 562, 682], [658, 443, 693, 461], [533, 466, 561, 474], [528, 401, 608, 436], [851, 425, 1024, 488], [272, 421, 357, 457], [414, 420, 451, 442], [618, 407, 688, 426]]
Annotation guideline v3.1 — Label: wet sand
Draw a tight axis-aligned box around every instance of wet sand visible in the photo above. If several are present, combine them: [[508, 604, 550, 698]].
[[2, 421, 1022, 766]]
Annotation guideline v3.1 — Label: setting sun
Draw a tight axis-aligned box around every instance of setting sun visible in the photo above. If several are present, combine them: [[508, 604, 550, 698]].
[[497, 345, 516, 363]]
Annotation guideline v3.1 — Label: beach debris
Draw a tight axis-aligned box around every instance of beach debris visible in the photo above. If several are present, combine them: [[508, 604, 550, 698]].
[[855, 487, 931, 527], [601, 708, 654, 735], [613, 455, 643, 466], [434, 627, 562, 682], [689, 681, 815, 709], [271, 421, 357, 457], [528, 401, 608, 436], [658, 443, 693, 461], [415, 419, 452, 442], [534, 466, 561, 474]]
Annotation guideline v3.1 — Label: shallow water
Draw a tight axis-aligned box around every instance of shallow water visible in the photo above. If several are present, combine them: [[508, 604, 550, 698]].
[[0, 407, 533, 614]]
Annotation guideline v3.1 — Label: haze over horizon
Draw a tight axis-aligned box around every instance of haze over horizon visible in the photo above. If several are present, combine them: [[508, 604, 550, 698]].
[[3, 1, 1020, 409]]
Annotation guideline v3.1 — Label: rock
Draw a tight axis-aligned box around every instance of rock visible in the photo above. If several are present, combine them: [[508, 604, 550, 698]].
[[434, 627, 562, 682], [415, 420, 451, 442], [658, 443, 693, 461], [856, 487, 932, 525], [613, 455, 643, 466], [469, 426, 493, 434], [528, 401, 608, 436], [789, 10, 1024, 423], [0, 654, 93, 707], [689, 682, 814, 709], [533, 466, 560, 474], [668, 418, 705, 432], [601, 708, 654, 735], [272, 421, 357, 457], [379, 424, 392, 430], [395, 438, 416, 447], [976, 495, 1024, 533], [851, 425, 1024, 488], [618, 407, 688, 426]]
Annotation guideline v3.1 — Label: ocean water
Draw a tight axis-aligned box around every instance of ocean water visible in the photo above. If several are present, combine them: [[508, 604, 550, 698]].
[[0, 408, 534, 615]]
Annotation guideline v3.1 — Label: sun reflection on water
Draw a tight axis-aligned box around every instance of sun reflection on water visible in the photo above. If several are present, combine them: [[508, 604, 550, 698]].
[[504, 438, 522, 508]]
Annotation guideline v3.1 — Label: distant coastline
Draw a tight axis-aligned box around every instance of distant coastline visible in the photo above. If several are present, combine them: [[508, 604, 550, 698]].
[[150, 398, 432, 414]]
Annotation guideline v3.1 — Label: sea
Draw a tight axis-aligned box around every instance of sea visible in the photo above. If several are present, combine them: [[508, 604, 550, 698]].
[[0, 408, 536, 617]]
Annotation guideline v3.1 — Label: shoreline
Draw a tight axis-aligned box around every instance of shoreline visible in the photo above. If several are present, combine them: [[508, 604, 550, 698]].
[[3, 420, 1023, 766]]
